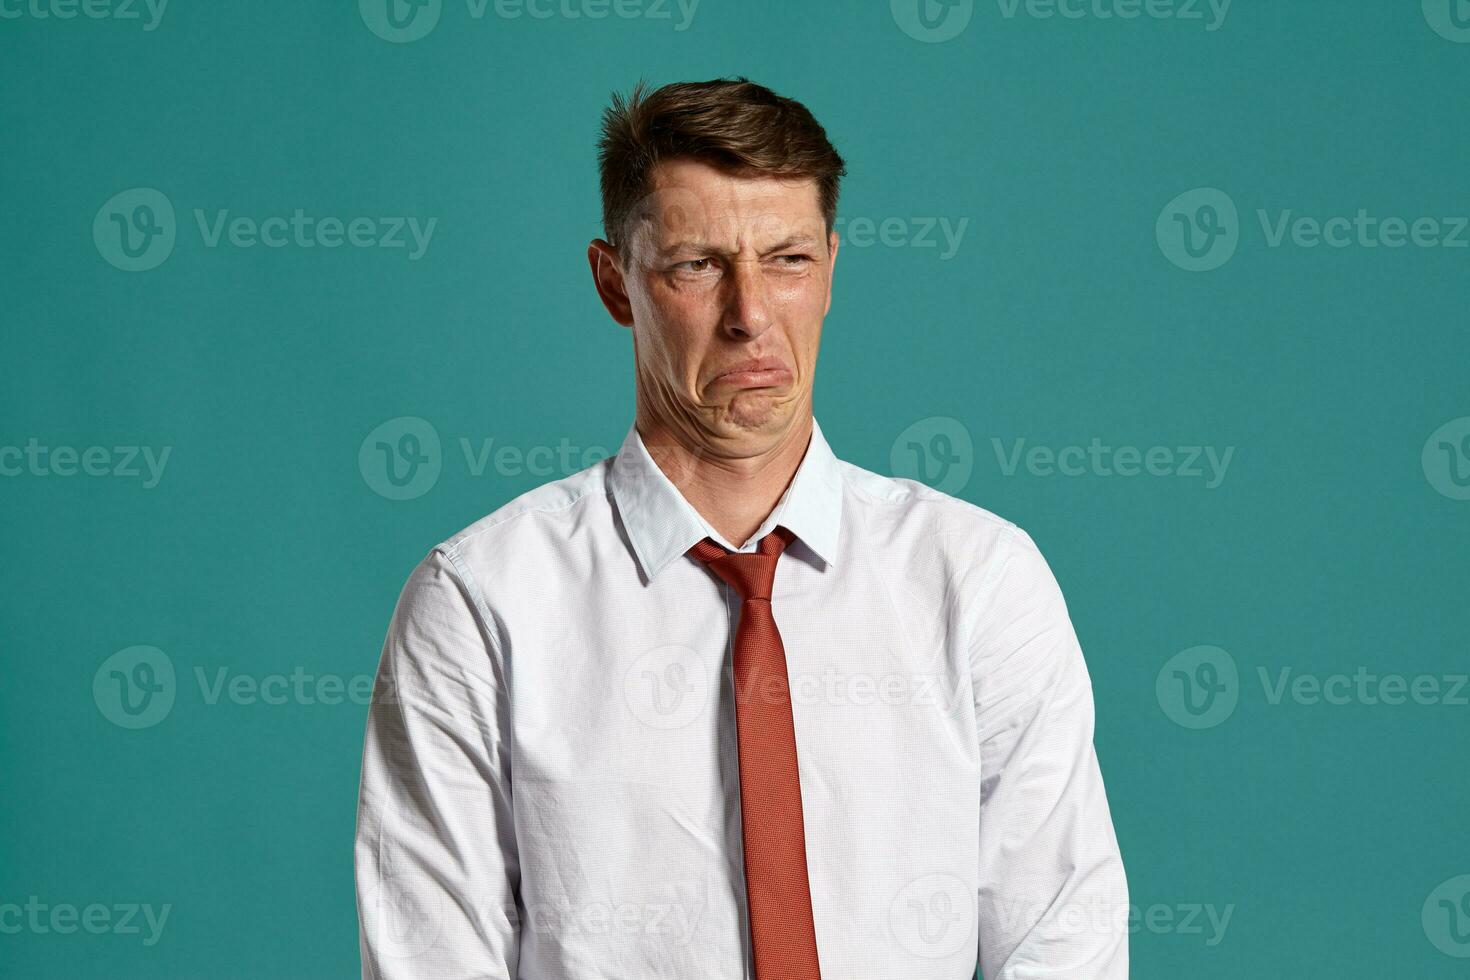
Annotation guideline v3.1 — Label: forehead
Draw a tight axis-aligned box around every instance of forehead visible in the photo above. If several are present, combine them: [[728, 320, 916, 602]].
[[633, 158, 824, 249]]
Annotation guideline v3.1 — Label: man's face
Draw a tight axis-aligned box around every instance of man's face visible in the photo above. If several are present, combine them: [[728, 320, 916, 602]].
[[589, 158, 838, 454]]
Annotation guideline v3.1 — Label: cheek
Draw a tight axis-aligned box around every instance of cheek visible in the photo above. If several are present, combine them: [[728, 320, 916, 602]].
[[783, 281, 828, 363], [645, 285, 715, 342], [775, 270, 829, 310], [774, 277, 829, 334], [634, 296, 708, 377]]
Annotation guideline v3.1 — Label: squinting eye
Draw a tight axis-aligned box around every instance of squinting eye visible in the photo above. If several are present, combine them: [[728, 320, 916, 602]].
[[776, 254, 812, 266]]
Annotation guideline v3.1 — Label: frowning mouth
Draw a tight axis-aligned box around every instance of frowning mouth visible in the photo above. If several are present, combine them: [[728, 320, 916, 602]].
[[710, 358, 793, 389]]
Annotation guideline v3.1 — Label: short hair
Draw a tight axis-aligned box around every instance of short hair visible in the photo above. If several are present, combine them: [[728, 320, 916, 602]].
[[596, 76, 847, 254]]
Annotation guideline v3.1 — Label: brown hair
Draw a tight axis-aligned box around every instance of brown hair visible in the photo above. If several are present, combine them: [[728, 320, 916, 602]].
[[596, 76, 846, 253]]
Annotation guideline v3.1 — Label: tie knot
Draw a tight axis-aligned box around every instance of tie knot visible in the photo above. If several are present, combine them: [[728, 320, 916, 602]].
[[687, 526, 795, 601]]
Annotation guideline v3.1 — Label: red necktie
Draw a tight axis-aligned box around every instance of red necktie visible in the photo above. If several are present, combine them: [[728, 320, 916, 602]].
[[688, 526, 823, 980]]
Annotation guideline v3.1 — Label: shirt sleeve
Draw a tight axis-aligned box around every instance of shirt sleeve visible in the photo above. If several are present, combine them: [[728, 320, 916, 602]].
[[968, 525, 1129, 979], [355, 546, 521, 979]]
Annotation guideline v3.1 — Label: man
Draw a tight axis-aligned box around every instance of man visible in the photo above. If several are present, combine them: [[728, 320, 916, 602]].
[[356, 77, 1128, 979]]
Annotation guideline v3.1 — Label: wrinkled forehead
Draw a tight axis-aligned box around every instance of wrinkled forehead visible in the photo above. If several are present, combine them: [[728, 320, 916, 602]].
[[627, 159, 827, 257]]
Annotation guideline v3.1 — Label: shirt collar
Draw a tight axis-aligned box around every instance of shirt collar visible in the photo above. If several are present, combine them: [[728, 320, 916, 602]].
[[608, 417, 844, 582]]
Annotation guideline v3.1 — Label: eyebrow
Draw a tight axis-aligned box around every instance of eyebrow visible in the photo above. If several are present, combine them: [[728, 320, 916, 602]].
[[654, 234, 824, 260]]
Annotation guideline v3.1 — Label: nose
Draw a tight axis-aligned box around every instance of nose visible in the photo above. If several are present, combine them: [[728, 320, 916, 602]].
[[719, 259, 772, 341]]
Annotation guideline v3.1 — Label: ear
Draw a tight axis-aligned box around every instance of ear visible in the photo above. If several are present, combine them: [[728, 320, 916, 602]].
[[588, 239, 634, 327], [823, 229, 839, 318]]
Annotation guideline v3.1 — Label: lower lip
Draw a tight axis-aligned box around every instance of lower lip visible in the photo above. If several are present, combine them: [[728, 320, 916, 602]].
[[714, 369, 791, 388]]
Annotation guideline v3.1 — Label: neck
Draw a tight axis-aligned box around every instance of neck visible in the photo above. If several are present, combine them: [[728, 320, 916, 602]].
[[635, 407, 813, 549]]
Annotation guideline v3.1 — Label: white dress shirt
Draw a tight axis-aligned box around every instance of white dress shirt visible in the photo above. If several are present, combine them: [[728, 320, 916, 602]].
[[355, 416, 1129, 979]]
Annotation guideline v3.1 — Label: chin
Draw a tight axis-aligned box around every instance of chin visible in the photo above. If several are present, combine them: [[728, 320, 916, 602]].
[[721, 395, 793, 434]]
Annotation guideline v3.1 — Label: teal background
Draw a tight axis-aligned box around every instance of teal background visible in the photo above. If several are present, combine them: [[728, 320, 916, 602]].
[[4, 1, 1469, 976]]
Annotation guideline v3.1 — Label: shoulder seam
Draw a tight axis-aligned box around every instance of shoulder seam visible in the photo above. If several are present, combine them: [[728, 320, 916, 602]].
[[960, 520, 1022, 678], [840, 461, 1015, 532], [445, 477, 607, 551], [437, 541, 508, 666]]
